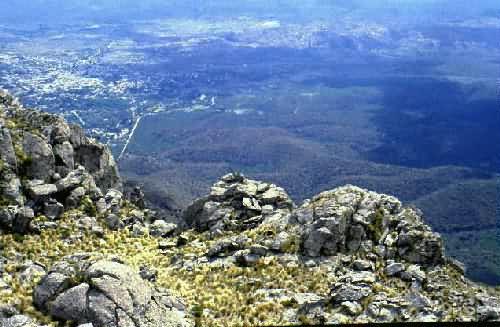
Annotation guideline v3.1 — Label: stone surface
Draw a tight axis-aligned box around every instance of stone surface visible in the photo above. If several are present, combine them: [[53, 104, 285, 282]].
[[184, 173, 294, 232], [296, 185, 444, 266], [22, 132, 55, 182], [385, 261, 405, 276], [149, 220, 177, 238], [33, 255, 194, 327]]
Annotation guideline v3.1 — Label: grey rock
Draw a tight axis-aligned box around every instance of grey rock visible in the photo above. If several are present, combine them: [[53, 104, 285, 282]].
[[132, 223, 148, 237], [0, 315, 45, 327], [303, 227, 334, 257], [0, 172, 23, 205], [12, 207, 34, 234], [104, 189, 122, 213], [56, 168, 88, 192], [330, 283, 372, 303], [19, 262, 46, 286], [50, 122, 71, 144], [34, 257, 194, 327], [270, 231, 292, 252], [235, 250, 260, 267], [292, 293, 324, 306], [139, 266, 158, 282], [476, 294, 500, 321], [33, 273, 71, 309], [293, 186, 445, 268], [43, 200, 64, 220], [184, 173, 294, 232], [406, 291, 432, 310], [345, 271, 377, 284], [400, 264, 426, 282], [249, 244, 268, 256], [346, 225, 367, 252], [104, 214, 122, 231], [0, 206, 18, 229], [65, 187, 86, 208], [352, 259, 373, 271], [0, 127, 17, 170], [0, 279, 10, 293], [128, 186, 145, 209], [69, 124, 87, 148], [50, 283, 89, 322], [341, 301, 363, 316], [158, 240, 176, 250], [27, 182, 57, 198], [261, 204, 275, 216], [291, 205, 314, 224], [74, 142, 122, 192], [22, 132, 55, 181], [149, 220, 177, 238], [207, 237, 246, 258], [384, 261, 405, 276], [53, 141, 74, 171]]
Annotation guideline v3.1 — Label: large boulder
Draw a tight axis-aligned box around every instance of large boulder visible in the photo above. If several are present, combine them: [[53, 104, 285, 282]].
[[184, 173, 294, 232], [73, 142, 121, 192], [21, 132, 55, 182], [293, 185, 445, 266], [33, 254, 193, 327], [53, 141, 75, 174]]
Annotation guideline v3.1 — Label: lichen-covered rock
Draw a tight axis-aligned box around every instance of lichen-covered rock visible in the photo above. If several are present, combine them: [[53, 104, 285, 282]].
[[0, 90, 122, 234], [295, 185, 445, 267], [34, 255, 194, 327], [184, 173, 294, 232]]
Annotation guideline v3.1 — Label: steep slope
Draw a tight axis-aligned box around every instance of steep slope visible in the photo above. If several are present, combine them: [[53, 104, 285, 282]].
[[0, 90, 499, 326]]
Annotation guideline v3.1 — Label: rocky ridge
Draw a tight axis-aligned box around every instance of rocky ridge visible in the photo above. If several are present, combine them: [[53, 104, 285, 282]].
[[0, 90, 499, 326]]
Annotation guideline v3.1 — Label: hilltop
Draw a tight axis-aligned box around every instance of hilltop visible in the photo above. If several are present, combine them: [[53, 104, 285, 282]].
[[0, 90, 499, 326]]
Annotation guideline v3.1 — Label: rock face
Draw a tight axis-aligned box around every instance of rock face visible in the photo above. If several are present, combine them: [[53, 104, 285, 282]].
[[293, 185, 445, 266], [0, 90, 121, 233], [33, 254, 193, 327], [184, 173, 294, 232]]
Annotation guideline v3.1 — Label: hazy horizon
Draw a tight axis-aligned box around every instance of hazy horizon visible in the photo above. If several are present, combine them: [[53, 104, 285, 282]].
[[1, 0, 499, 25]]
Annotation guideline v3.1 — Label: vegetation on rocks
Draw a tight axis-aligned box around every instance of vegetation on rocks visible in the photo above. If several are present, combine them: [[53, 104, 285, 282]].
[[1, 90, 499, 327]]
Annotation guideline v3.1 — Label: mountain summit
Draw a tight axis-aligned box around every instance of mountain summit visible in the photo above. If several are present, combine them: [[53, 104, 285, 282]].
[[0, 90, 499, 326]]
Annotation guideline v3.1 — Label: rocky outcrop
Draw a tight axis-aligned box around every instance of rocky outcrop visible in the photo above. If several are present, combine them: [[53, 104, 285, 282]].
[[184, 173, 294, 232], [0, 90, 121, 234], [33, 254, 193, 327], [292, 185, 444, 266], [1, 91, 499, 326]]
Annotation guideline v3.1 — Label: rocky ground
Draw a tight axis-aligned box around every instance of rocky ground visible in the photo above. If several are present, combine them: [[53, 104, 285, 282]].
[[0, 89, 499, 326]]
